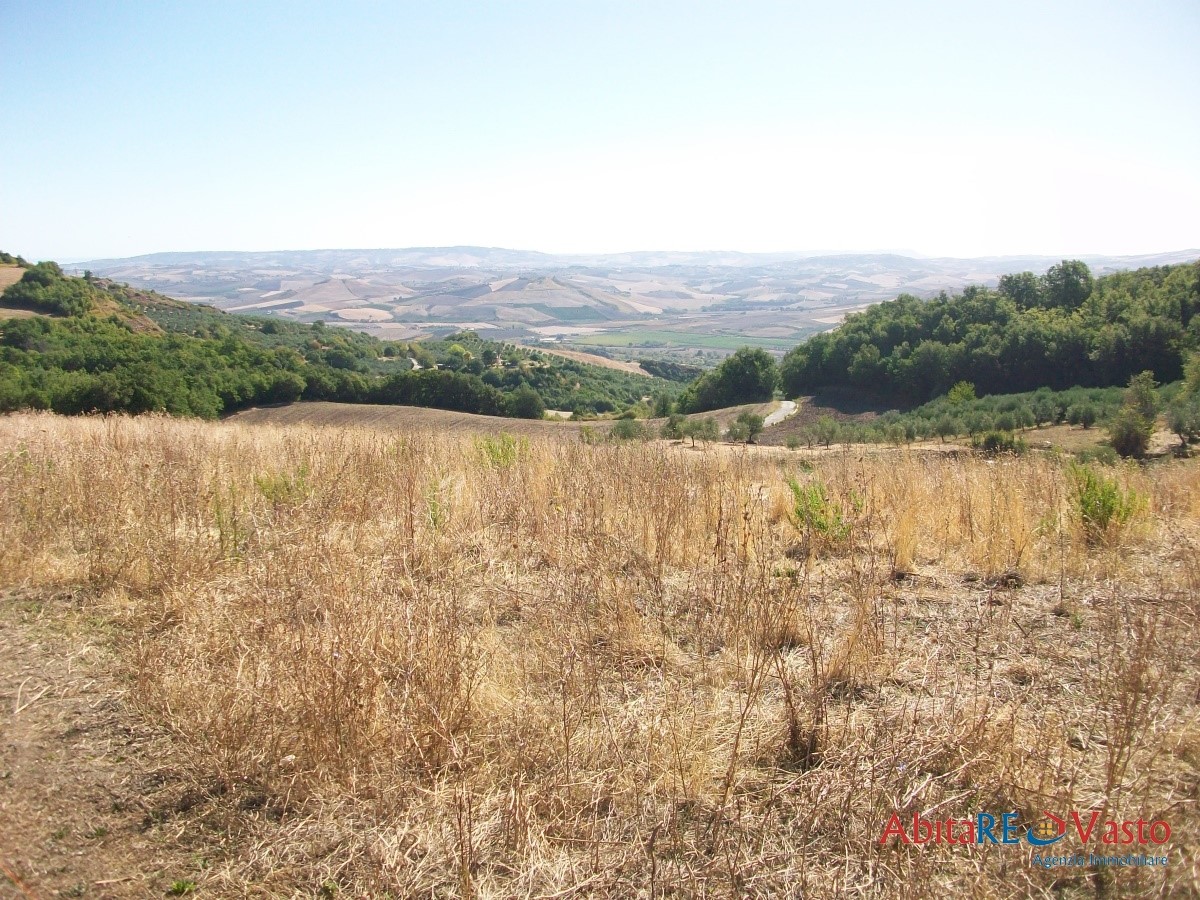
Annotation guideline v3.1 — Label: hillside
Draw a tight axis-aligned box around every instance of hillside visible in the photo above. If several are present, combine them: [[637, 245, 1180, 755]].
[[74, 248, 1200, 363], [780, 260, 1200, 401], [0, 256, 675, 420], [1, 412, 1196, 896], [228, 400, 588, 437]]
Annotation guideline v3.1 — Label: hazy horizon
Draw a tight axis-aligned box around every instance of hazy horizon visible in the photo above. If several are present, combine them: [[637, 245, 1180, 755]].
[[3, 1, 1198, 261], [64, 245, 1200, 268]]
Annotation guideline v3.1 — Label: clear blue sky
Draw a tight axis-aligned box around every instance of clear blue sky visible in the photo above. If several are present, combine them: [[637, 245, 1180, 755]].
[[2, 0, 1197, 260]]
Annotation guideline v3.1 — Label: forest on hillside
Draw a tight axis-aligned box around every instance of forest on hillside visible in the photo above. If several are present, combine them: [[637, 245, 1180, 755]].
[[0, 260, 672, 419], [780, 261, 1200, 401]]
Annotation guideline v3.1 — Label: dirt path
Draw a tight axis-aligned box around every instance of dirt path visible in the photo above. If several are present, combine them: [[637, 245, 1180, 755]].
[[0, 591, 215, 899], [762, 399, 797, 428]]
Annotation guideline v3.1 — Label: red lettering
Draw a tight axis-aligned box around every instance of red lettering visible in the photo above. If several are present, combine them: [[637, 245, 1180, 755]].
[[1102, 821, 1119, 844], [1149, 821, 1171, 844], [1071, 810, 1100, 843], [913, 813, 933, 844], [881, 813, 908, 844]]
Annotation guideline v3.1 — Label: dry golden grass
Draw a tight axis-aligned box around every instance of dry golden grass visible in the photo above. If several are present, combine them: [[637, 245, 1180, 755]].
[[228, 401, 587, 437], [1, 412, 1198, 897], [0, 265, 25, 290]]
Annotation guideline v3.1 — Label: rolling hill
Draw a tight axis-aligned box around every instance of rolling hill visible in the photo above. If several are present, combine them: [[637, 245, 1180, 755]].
[[74, 247, 1200, 363]]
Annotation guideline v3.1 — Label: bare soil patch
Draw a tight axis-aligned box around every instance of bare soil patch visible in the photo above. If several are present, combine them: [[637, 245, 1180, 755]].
[[0, 590, 219, 898]]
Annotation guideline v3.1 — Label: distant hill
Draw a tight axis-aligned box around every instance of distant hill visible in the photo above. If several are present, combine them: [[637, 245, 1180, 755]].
[[72, 247, 1200, 363], [0, 256, 673, 420]]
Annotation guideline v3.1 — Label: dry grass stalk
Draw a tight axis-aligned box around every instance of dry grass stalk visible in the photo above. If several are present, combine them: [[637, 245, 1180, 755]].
[[0, 411, 1197, 896]]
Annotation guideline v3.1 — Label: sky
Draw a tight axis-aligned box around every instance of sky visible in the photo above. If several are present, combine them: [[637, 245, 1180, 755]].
[[1, 0, 1198, 261]]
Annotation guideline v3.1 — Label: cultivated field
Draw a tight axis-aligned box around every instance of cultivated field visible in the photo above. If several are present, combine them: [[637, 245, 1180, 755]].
[[1, 413, 1198, 897], [519, 345, 651, 376]]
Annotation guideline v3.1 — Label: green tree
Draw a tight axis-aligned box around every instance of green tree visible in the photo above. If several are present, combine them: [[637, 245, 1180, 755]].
[[1108, 371, 1158, 458], [947, 381, 976, 406], [681, 417, 719, 446], [504, 385, 546, 419], [997, 271, 1042, 308], [1109, 410, 1150, 459], [1167, 396, 1200, 449], [1042, 260, 1094, 310], [660, 413, 687, 440], [934, 415, 960, 442], [727, 411, 765, 443], [1124, 370, 1160, 423], [678, 347, 778, 412], [813, 416, 840, 448]]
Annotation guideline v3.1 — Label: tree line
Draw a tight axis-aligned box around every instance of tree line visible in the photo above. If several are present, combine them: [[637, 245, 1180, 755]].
[[779, 261, 1199, 401]]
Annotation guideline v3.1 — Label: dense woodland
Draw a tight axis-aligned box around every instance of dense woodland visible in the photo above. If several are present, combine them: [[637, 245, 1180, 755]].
[[780, 260, 1199, 400]]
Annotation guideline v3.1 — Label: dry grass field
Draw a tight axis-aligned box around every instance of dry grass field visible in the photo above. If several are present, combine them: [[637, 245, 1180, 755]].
[[1, 412, 1199, 897], [519, 346, 651, 376], [0, 266, 25, 291], [228, 401, 588, 438]]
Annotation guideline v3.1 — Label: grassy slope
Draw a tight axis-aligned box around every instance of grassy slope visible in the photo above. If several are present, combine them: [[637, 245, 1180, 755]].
[[227, 398, 782, 436], [229, 400, 587, 437], [1, 412, 1197, 896]]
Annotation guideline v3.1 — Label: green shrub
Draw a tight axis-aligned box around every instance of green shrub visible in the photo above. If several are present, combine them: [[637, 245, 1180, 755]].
[[1108, 409, 1151, 459], [1068, 463, 1144, 539], [786, 477, 854, 547], [1075, 444, 1119, 466], [973, 431, 1026, 454], [254, 465, 311, 507], [609, 418, 651, 441], [477, 433, 525, 468], [660, 413, 687, 440]]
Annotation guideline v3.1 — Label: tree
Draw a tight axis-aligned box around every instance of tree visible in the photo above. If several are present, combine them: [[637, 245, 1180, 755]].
[[935, 415, 960, 442], [660, 413, 687, 440], [727, 411, 764, 443], [997, 271, 1042, 308], [813, 416, 840, 448], [681, 417, 719, 447], [1041, 260, 1094, 310], [505, 385, 545, 420], [1167, 352, 1200, 449], [947, 381, 976, 406], [1108, 371, 1158, 458], [1109, 410, 1150, 458], [1124, 370, 1160, 423], [1167, 396, 1200, 449], [678, 347, 778, 412]]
